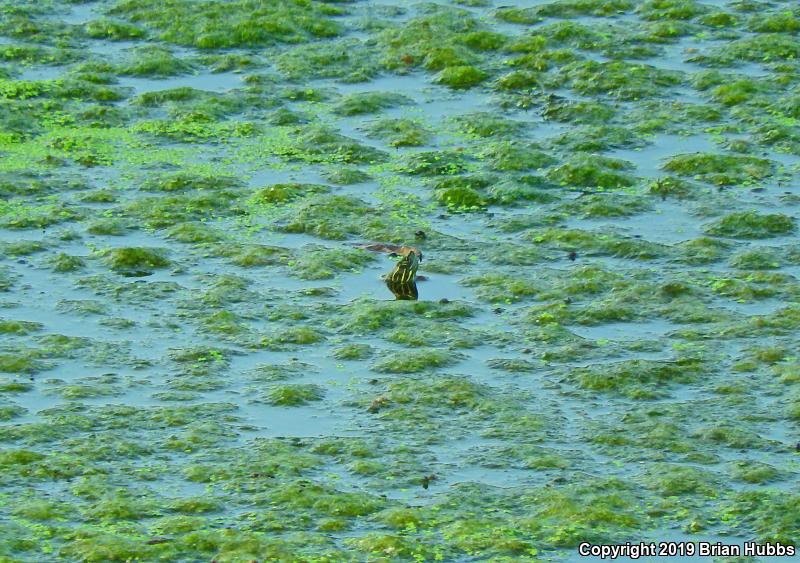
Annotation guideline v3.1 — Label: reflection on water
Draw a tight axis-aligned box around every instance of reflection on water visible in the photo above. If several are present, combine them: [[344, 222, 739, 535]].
[[385, 278, 418, 300]]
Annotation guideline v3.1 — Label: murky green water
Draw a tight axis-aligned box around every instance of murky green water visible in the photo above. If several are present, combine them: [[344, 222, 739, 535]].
[[1, 0, 799, 561]]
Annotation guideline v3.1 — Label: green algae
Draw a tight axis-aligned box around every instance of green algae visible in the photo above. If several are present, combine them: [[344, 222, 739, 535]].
[[554, 124, 646, 152], [495, 7, 542, 25], [568, 359, 703, 398], [705, 211, 795, 239], [371, 349, 460, 373], [729, 247, 781, 270], [0, 377, 33, 392], [121, 190, 240, 229], [0, 200, 82, 230], [133, 115, 258, 142], [322, 167, 370, 185], [400, 150, 469, 176], [0, 404, 26, 420], [332, 343, 374, 361], [261, 326, 325, 349], [719, 33, 800, 63], [637, 0, 710, 21], [143, 172, 243, 193], [528, 228, 668, 259], [480, 141, 556, 172], [378, 6, 485, 72], [435, 65, 488, 89], [328, 299, 474, 336], [561, 193, 651, 218], [108, 0, 345, 49], [86, 218, 129, 236], [748, 11, 800, 33], [710, 77, 769, 106], [435, 184, 487, 212], [516, 478, 641, 548], [546, 154, 636, 189], [643, 464, 720, 499], [275, 125, 387, 164], [663, 153, 773, 185], [0, 319, 42, 335], [119, 46, 195, 77], [486, 179, 560, 207], [1, 240, 45, 256], [246, 362, 316, 383], [462, 273, 538, 303], [1, 1, 798, 559], [201, 310, 247, 336], [365, 118, 432, 147], [278, 195, 374, 240], [331, 91, 411, 116], [290, 246, 374, 280], [537, 0, 635, 18], [558, 60, 683, 100], [452, 112, 523, 138], [0, 354, 39, 375], [102, 246, 171, 273], [266, 384, 324, 406], [648, 176, 696, 200], [721, 491, 800, 544], [277, 39, 381, 82], [543, 98, 616, 124], [167, 222, 224, 244], [249, 182, 330, 205], [676, 237, 731, 265], [84, 18, 147, 40]]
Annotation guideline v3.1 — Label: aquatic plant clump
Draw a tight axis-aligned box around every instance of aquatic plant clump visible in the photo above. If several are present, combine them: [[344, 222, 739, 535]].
[[108, 0, 345, 48], [705, 211, 795, 239], [102, 247, 171, 273], [663, 153, 774, 186], [3, 0, 800, 559]]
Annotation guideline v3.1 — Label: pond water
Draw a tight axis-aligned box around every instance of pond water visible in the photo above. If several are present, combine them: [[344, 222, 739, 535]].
[[0, 0, 798, 561]]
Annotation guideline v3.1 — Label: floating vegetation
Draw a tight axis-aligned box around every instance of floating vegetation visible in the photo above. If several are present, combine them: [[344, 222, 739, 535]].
[[1, 0, 799, 559], [101, 247, 171, 274], [705, 211, 795, 239], [108, 0, 345, 48], [663, 153, 774, 186], [332, 92, 412, 116], [547, 153, 637, 189]]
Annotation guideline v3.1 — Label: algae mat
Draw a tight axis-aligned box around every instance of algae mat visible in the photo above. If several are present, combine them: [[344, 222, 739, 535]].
[[1, 0, 799, 561]]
